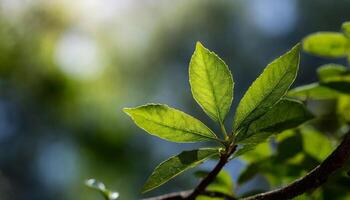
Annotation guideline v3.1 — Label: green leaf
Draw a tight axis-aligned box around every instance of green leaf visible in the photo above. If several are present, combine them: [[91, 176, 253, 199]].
[[288, 83, 342, 100], [85, 179, 119, 200], [189, 42, 234, 123], [302, 32, 350, 58], [240, 142, 272, 163], [315, 64, 350, 94], [196, 170, 234, 200], [124, 104, 218, 143], [301, 128, 333, 161], [235, 99, 313, 155], [317, 64, 348, 82], [342, 21, 350, 38], [275, 133, 303, 162], [338, 95, 350, 122], [142, 148, 220, 193], [233, 44, 300, 132], [236, 99, 313, 143]]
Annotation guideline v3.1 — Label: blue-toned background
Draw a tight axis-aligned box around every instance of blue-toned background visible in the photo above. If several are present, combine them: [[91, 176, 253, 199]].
[[0, 0, 349, 199]]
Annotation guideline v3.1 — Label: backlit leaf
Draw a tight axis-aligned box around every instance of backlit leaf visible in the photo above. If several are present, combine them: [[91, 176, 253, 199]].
[[288, 83, 342, 100], [317, 64, 348, 82], [196, 170, 234, 200], [302, 32, 350, 58], [342, 21, 350, 38], [124, 104, 218, 143], [235, 99, 313, 155], [189, 42, 234, 123], [85, 179, 119, 200], [142, 148, 220, 193], [301, 128, 333, 161], [233, 44, 300, 132]]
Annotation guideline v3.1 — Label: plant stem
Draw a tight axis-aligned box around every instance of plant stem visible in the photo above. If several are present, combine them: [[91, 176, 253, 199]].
[[186, 143, 237, 200], [220, 121, 229, 140]]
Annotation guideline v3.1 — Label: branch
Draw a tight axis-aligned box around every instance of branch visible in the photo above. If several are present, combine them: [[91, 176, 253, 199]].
[[143, 190, 236, 200], [143, 144, 237, 200], [144, 131, 350, 200], [243, 132, 350, 200], [187, 144, 237, 199]]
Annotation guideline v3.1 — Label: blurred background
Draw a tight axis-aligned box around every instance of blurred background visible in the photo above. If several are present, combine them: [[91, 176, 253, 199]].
[[1, 0, 350, 199]]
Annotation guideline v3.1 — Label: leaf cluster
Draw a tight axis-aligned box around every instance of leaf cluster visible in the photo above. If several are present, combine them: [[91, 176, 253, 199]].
[[124, 42, 312, 193]]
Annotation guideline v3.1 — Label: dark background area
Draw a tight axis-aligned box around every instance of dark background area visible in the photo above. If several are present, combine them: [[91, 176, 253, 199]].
[[0, 0, 350, 199]]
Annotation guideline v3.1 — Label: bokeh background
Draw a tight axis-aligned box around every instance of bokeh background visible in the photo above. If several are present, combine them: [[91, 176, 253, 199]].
[[1, 0, 350, 199]]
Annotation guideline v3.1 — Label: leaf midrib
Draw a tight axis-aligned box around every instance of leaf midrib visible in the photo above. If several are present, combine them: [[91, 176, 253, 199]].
[[236, 64, 295, 131], [133, 113, 217, 140], [200, 49, 222, 123]]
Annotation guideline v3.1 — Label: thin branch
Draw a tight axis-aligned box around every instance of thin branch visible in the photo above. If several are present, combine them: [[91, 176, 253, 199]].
[[143, 144, 237, 200], [142, 190, 191, 200], [243, 132, 350, 200], [187, 144, 237, 199], [144, 131, 350, 200], [143, 190, 236, 200]]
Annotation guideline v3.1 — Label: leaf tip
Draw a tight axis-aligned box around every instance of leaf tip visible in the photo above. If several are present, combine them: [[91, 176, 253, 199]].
[[122, 107, 133, 115], [141, 183, 152, 194], [195, 41, 204, 48], [292, 42, 302, 53]]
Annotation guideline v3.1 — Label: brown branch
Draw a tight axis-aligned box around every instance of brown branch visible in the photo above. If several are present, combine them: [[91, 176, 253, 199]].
[[144, 131, 350, 200], [187, 144, 237, 199], [243, 132, 350, 200], [143, 144, 237, 200], [143, 190, 236, 200]]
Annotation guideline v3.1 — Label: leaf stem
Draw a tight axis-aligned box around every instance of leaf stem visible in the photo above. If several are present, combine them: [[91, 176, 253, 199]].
[[186, 143, 237, 199], [219, 121, 229, 140]]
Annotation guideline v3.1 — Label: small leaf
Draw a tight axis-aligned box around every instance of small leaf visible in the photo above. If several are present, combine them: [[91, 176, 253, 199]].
[[315, 64, 350, 94], [302, 32, 350, 58], [275, 133, 303, 162], [189, 42, 234, 123], [288, 83, 342, 100], [338, 95, 350, 122], [240, 142, 272, 163], [342, 21, 350, 38], [301, 128, 333, 161], [124, 104, 218, 143], [234, 99, 313, 156], [196, 170, 234, 200], [85, 179, 119, 200], [317, 64, 348, 82], [233, 44, 300, 132], [142, 148, 220, 193]]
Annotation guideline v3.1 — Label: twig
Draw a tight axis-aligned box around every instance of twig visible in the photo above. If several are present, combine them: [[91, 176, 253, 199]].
[[143, 144, 237, 200], [243, 132, 350, 200], [143, 190, 236, 200]]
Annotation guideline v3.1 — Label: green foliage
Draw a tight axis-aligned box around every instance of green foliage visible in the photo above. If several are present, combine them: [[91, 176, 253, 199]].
[[337, 96, 350, 122], [233, 44, 300, 132], [142, 148, 220, 193], [123, 104, 218, 143], [317, 64, 348, 82], [234, 99, 313, 157], [124, 42, 312, 193], [302, 32, 350, 58], [196, 170, 234, 200], [342, 21, 350, 38], [289, 63, 350, 100], [237, 99, 313, 143], [288, 83, 342, 100], [85, 179, 119, 200], [189, 42, 234, 125], [301, 128, 333, 162]]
